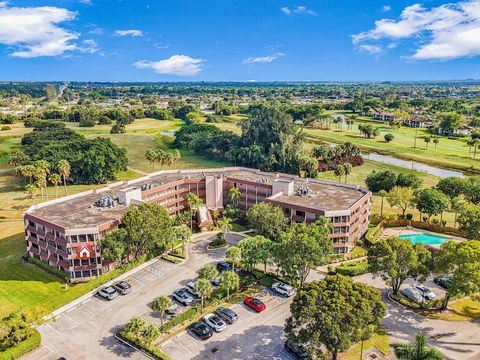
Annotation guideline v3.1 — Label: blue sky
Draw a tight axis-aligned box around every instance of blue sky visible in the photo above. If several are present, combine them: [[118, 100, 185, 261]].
[[1, 0, 480, 81]]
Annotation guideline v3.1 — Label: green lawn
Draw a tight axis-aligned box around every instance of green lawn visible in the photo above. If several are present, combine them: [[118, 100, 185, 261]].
[[304, 123, 480, 174], [340, 330, 390, 360]]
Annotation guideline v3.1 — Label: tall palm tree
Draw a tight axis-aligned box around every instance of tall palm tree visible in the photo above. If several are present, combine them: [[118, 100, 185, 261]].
[[48, 173, 62, 198], [217, 217, 232, 241], [145, 149, 156, 172], [343, 163, 353, 184], [58, 159, 71, 195], [186, 192, 203, 230], [35, 173, 48, 201], [155, 149, 166, 169], [392, 332, 444, 360], [25, 184, 39, 204], [228, 187, 242, 208], [424, 136, 431, 149]]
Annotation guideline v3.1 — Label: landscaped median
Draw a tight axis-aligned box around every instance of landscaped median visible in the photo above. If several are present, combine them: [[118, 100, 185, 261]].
[[116, 269, 278, 359]]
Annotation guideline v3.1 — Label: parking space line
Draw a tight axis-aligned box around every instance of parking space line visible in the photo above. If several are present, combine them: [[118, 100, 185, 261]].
[[79, 305, 94, 315], [45, 323, 61, 336], [62, 313, 79, 325]]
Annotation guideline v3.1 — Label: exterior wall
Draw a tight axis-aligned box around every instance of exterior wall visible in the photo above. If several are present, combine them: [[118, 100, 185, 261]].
[[24, 168, 372, 281]]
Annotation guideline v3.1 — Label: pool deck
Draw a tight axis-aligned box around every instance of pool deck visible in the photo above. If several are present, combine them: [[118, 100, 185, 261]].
[[382, 227, 466, 248]]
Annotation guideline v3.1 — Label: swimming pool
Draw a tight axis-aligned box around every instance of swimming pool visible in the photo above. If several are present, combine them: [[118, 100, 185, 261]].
[[399, 233, 451, 245]]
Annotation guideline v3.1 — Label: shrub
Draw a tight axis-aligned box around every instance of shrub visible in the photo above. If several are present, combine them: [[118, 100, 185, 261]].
[[384, 133, 395, 142], [22, 254, 69, 282], [1, 125, 11, 131], [335, 260, 369, 276], [208, 235, 227, 249], [406, 213, 414, 220], [0, 329, 41, 360], [348, 247, 367, 259], [317, 156, 364, 172], [161, 255, 182, 264], [117, 331, 170, 360]]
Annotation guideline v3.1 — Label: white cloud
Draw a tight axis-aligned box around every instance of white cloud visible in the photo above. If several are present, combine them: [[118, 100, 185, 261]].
[[88, 27, 103, 35], [281, 6, 317, 16], [352, 0, 480, 60], [78, 0, 92, 4], [243, 52, 285, 64], [133, 55, 204, 76], [358, 44, 383, 54], [0, 2, 8, 8], [0, 4, 82, 58], [79, 39, 98, 53], [115, 29, 143, 37], [382, 5, 392, 12]]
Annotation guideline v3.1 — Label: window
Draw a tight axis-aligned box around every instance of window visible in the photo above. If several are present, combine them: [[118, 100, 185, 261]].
[[75, 271, 81, 278], [82, 271, 90, 278], [296, 210, 305, 218]]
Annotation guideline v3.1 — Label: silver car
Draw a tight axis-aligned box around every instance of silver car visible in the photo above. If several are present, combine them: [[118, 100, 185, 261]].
[[165, 301, 179, 314], [173, 289, 194, 306], [203, 313, 227, 332], [271, 282, 295, 297], [414, 284, 436, 300], [401, 287, 424, 303], [98, 286, 118, 300]]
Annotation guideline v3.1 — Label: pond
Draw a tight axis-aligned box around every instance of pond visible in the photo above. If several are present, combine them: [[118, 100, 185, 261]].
[[363, 153, 465, 178], [159, 130, 176, 137]]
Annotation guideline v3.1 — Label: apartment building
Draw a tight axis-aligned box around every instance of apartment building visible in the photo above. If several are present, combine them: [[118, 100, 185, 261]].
[[24, 167, 371, 282]]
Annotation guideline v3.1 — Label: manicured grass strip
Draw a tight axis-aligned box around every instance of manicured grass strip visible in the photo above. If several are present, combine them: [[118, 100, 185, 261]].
[[0, 329, 41, 360], [339, 329, 389, 360]]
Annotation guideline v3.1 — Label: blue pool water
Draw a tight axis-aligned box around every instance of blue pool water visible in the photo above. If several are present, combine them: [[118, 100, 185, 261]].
[[399, 233, 451, 245]]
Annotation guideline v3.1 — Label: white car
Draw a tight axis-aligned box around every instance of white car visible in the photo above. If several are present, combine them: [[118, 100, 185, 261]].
[[271, 282, 295, 297], [97, 286, 118, 301], [173, 289, 194, 306], [401, 287, 424, 303], [414, 284, 436, 300], [203, 313, 227, 332], [186, 281, 200, 297], [165, 301, 179, 314]]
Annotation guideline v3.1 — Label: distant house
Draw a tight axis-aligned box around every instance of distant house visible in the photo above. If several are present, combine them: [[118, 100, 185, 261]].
[[404, 116, 432, 128], [438, 125, 472, 137], [368, 110, 395, 122]]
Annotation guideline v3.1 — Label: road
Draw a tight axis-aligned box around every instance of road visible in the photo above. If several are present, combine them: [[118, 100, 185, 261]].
[[23, 233, 247, 360], [23, 232, 480, 360]]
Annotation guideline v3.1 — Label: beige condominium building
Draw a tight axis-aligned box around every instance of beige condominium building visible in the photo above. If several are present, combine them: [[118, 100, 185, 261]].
[[23, 167, 372, 282]]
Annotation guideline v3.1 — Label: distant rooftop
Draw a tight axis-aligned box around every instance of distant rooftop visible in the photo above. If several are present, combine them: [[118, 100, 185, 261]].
[[25, 167, 369, 231]]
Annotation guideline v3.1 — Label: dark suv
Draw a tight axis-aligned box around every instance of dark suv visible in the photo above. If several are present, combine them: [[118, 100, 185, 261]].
[[216, 261, 233, 272]]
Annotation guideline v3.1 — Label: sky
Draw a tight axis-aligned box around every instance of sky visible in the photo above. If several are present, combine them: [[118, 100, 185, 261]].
[[1, 0, 480, 81]]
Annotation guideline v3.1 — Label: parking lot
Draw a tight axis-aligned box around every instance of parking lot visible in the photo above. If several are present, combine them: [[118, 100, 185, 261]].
[[161, 288, 295, 360]]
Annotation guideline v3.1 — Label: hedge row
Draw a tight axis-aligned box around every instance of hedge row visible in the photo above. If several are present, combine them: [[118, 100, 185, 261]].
[[335, 261, 369, 277], [117, 331, 170, 360], [383, 220, 466, 238], [365, 223, 384, 245], [0, 330, 41, 360], [22, 254, 69, 282]]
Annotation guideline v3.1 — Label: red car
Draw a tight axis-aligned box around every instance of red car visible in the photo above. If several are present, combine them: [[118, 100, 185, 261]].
[[244, 296, 266, 312]]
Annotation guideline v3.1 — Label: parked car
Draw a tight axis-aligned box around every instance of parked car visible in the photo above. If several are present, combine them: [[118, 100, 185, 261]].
[[97, 286, 118, 301], [211, 277, 221, 287], [414, 284, 436, 300], [216, 261, 233, 272], [203, 313, 227, 332], [271, 282, 295, 297], [434, 275, 452, 289], [186, 281, 199, 297], [215, 307, 238, 324], [165, 301, 179, 315], [188, 322, 213, 340], [401, 287, 424, 303], [173, 289, 194, 306], [113, 281, 132, 295], [284, 339, 311, 360], [244, 296, 266, 312]]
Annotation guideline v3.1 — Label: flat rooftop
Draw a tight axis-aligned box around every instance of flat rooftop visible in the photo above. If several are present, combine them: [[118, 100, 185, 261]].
[[26, 167, 369, 230]]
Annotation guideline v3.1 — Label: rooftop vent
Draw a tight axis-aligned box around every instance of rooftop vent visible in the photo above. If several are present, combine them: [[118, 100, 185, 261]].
[[296, 185, 311, 197], [141, 184, 153, 191], [256, 177, 268, 184], [94, 196, 118, 208]]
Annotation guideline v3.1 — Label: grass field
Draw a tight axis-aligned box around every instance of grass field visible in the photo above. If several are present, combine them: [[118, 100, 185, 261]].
[[304, 123, 480, 174], [340, 330, 390, 360], [423, 296, 480, 321]]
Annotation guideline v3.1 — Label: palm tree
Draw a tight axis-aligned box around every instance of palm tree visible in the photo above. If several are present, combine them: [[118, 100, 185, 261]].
[[433, 137, 440, 149], [145, 149, 156, 172], [25, 184, 39, 204], [392, 332, 444, 360], [220, 270, 240, 300], [472, 138, 480, 159], [186, 192, 203, 230], [217, 217, 232, 241], [226, 246, 241, 271], [450, 196, 467, 228], [17, 164, 36, 184], [379, 190, 388, 218], [334, 164, 345, 183], [194, 278, 212, 313], [155, 149, 166, 169], [424, 136, 431, 149], [228, 187, 242, 208], [35, 173, 48, 201], [58, 159, 71, 195], [48, 173, 62, 198], [343, 163, 352, 184], [152, 295, 173, 326], [172, 149, 181, 165]]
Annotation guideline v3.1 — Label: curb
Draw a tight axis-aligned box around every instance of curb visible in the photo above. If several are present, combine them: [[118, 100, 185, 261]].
[[387, 292, 407, 309], [115, 334, 154, 360]]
